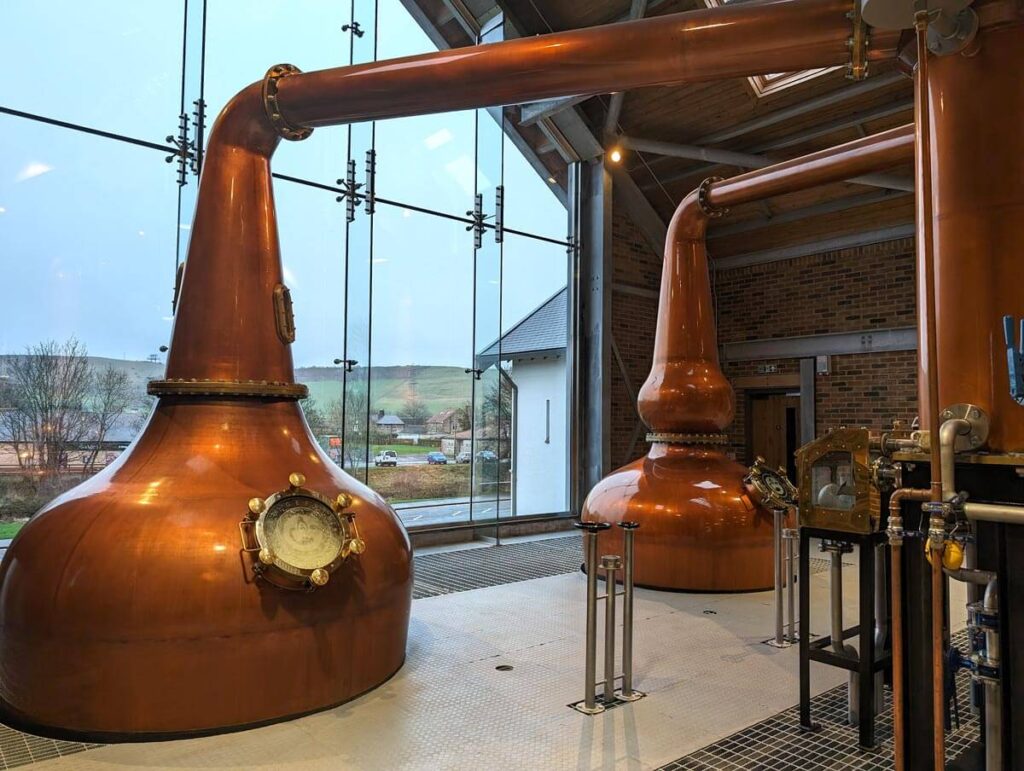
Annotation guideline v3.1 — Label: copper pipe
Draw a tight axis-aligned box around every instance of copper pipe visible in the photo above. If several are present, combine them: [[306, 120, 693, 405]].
[[888, 486, 930, 771], [169, 0, 897, 387], [914, 15, 943, 506], [912, 12, 946, 769]]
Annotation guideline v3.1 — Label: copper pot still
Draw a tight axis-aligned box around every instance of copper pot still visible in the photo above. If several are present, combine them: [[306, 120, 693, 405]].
[[0, 0, 901, 739], [581, 188, 774, 592], [582, 124, 916, 591]]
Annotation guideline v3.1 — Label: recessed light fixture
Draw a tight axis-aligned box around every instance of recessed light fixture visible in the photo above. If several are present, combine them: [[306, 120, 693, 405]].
[[609, 148, 623, 164]]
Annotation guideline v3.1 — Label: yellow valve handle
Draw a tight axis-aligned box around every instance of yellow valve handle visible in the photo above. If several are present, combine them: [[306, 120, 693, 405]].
[[923, 539, 965, 571]]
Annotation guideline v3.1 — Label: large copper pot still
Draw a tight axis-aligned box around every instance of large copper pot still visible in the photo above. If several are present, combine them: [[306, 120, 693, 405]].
[[582, 125, 914, 591], [0, 0, 900, 739]]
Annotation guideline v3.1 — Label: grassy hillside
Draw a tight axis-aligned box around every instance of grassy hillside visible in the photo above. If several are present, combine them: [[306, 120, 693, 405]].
[[0, 356, 471, 419], [301, 365, 471, 416]]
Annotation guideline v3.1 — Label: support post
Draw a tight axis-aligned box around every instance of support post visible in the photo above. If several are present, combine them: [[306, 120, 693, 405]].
[[601, 554, 621, 704], [618, 522, 643, 701], [769, 507, 788, 647], [573, 521, 609, 714]]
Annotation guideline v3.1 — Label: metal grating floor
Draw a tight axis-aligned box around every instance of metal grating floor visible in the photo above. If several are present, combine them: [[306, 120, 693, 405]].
[[412, 535, 581, 599], [0, 726, 98, 769], [659, 630, 980, 771]]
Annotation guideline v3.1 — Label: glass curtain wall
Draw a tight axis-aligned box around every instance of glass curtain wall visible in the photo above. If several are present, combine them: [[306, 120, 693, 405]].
[[0, 0, 572, 532]]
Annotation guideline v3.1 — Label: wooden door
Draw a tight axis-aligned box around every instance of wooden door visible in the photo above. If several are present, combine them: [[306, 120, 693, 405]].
[[748, 392, 801, 481]]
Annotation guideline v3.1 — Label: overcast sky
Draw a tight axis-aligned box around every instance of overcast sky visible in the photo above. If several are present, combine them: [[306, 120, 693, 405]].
[[0, 0, 568, 368]]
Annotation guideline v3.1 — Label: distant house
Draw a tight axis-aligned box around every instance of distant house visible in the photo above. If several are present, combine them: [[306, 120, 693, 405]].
[[426, 408, 461, 436], [373, 411, 405, 438], [477, 287, 567, 517]]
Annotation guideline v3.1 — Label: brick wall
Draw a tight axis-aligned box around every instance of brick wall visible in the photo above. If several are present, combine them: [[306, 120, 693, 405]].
[[608, 210, 920, 468], [609, 209, 660, 468]]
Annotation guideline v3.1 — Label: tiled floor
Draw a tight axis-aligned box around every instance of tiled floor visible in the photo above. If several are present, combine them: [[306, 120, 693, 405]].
[[14, 537, 972, 770]]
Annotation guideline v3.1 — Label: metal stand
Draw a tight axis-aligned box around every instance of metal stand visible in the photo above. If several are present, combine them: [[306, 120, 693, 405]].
[[767, 507, 799, 647], [571, 521, 645, 714], [799, 527, 890, 749]]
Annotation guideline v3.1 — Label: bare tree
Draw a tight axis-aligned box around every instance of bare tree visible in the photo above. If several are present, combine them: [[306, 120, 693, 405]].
[[0, 340, 92, 473], [82, 366, 133, 472], [300, 397, 331, 440]]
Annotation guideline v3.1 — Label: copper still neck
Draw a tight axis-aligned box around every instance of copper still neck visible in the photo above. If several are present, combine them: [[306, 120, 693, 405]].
[[639, 124, 915, 437]]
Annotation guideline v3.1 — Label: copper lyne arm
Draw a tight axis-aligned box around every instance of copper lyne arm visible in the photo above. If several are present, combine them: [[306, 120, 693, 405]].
[[159, 0, 898, 395]]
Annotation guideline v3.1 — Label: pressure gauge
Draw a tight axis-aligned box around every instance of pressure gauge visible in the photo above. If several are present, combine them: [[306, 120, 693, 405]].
[[241, 472, 365, 590], [744, 457, 798, 510]]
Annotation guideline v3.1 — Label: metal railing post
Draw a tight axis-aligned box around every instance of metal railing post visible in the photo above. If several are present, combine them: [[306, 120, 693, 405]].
[[785, 526, 798, 643], [618, 521, 642, 701], [601, 554, 622, 704], [769, 507, 788, 647], [573, 521, 609, 714]]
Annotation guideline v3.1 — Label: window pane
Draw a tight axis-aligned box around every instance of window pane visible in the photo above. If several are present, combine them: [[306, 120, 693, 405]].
[[205, 0, 351, 186], [0, 116, 178, 520], [4, 2, 182, 142], [502, 134, 569, 243], [374, 0, 477, 218], [500, 233, 570, 517], [368, 202, 474, 527]]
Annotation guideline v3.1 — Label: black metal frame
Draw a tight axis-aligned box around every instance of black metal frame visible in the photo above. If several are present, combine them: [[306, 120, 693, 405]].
[[799, 526, 890, 749]]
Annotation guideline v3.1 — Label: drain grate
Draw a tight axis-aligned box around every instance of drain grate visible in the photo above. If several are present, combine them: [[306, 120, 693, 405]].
[[413, 535, 581, 599], [659, 630, 979, 771], [0, 724, 99, 769]]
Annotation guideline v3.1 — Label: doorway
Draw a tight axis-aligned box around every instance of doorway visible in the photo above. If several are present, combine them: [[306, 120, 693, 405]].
[[746, 391, 801, 482]]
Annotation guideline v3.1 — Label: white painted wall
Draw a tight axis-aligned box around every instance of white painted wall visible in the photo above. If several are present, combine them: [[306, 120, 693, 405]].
[[508, 357, 567, 516]]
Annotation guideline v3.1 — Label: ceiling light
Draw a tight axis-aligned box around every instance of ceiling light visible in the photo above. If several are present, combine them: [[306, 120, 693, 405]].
[[609, 148, 623, 164]]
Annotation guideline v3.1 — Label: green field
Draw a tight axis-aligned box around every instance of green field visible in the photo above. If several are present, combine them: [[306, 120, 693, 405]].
[[0, 522, 25, 539], [302, 364, 471, 415]]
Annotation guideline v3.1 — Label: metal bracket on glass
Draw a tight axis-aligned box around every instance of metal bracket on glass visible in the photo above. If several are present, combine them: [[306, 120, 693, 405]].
[[336, 159, 365, 223], [466, 193, 491, 250], [1003, 315, 1024, 405], [364, 149, 376, 216], [566, 234, 578, 257], [334, 358, 358, 373], [465, 367, 483, 381], [190, 98, 206, 177], [342, 21, 365, 38], [494, 185, 504, 244], [165, 112, 195, 187]]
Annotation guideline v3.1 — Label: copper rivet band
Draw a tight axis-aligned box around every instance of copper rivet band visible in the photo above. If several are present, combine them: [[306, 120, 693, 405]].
[[697, 176, 728, 218], [646, 432, 729, 446], [148, 379, 309, 400], [262, 64, 313, 142]]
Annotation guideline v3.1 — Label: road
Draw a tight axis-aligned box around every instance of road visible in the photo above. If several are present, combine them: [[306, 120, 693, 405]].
[[394, 496, 512, 527]]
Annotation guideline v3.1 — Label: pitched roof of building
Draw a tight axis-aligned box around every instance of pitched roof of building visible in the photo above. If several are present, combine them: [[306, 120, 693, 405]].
[[478, 287, 566, 364], [374, 414, 405, 426]]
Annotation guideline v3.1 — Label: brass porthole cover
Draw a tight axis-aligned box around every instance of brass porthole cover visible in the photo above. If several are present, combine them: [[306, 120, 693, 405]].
[[240, 473, 366, 591], [744, 456, 797, 510]]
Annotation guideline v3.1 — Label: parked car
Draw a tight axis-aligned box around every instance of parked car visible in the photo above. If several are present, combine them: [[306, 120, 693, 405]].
[[374, 449, 399, 467], [426, 451, 448, 465], [476, 450, 499, 462], [456, 450, 472, 464]]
